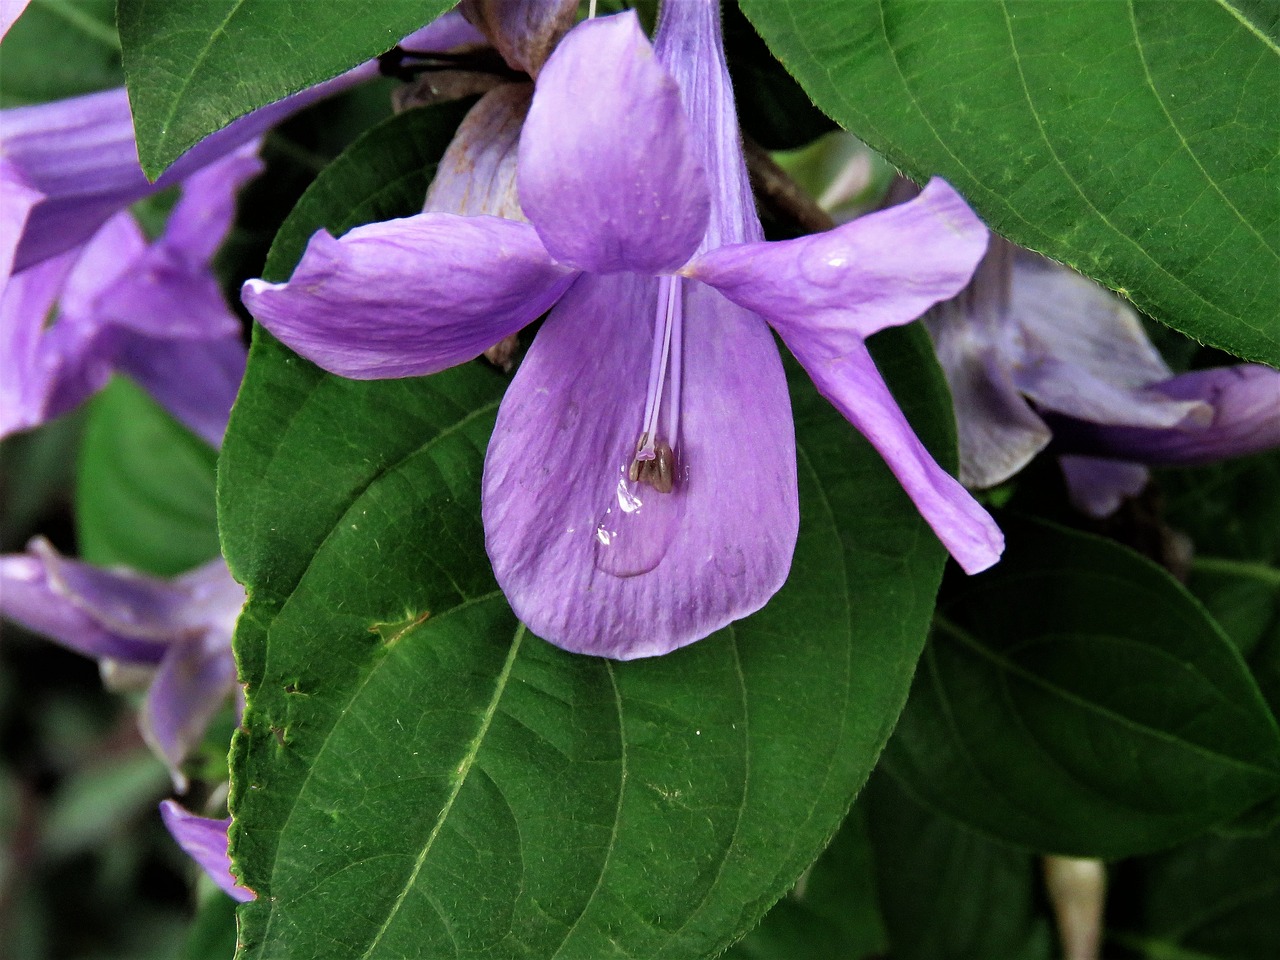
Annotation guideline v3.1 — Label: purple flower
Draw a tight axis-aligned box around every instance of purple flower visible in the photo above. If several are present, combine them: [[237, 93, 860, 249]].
[[243, 2, 1002, 659], [0, 539, 245, 790], [160, 800, 254, 902], [0, 143, 261, 445], [925, 233, 1280, 516]]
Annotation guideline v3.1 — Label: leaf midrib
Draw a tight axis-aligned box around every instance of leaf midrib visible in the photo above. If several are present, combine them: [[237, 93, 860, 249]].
[[357, 624, 528, 960]]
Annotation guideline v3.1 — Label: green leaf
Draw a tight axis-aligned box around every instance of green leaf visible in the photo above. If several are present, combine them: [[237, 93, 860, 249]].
[[0, 0, 121, 106], [76, 377, 219, 576], [116, 0, 457, 178], [724, 800, 888, 960], [1162, 452, 1280, 659], [739, 0, 1280, 365], [219, 94, 956, 958], [882, 515, 1280, 858], [1115, 821, 1280, 960], [867, 773, 1053, 960]]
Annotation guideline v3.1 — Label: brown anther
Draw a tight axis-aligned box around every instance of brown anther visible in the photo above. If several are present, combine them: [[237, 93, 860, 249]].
[[629, 438, 677, 494]]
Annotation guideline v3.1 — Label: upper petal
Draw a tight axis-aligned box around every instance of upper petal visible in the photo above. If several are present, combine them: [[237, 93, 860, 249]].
[[517, 11, 710, 274], [423, 84, 531, 221], [689, 179, 988, 340], [458, 0, 578, 76], [483, 275, 798, 659], [779, 335, 1004, 574], [242, 214, 576, 379], [1, 158, 42, 283]]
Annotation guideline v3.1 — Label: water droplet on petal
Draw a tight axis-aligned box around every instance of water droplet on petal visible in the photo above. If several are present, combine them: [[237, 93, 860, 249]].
[[593, 468, 684, 577]]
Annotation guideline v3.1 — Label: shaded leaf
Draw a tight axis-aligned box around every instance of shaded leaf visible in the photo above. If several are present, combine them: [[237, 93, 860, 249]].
[[76, 377, 219, 576], [867, 773, 1053, 960], [883, 515, 1280, 857], [740, 0, 1280, 365]]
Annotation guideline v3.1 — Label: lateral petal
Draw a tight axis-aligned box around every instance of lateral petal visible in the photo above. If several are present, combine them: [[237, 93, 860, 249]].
[[0, 538, 183, 664], [484, 276, 797, 659], [242, 214, 575, 379], [517, 12, 710, 274], [780, 336, 1004, 574], [159, 802, 255, 902], [689, 179, 987, 340]]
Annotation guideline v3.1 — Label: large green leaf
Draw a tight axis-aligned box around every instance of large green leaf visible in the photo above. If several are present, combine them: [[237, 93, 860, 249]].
[[740, 0, 1280, 366], [219, 96, 956, 959], [76, 376, 219, 576], [116, 0, 456, 178], [882, 515, 1280, 857]]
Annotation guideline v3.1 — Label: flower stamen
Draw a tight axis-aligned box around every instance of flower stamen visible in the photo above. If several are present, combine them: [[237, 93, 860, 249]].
[[630, 276, 683, 492]]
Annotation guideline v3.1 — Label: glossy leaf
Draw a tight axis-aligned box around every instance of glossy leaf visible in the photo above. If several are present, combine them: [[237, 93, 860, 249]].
[[866, 774, 1053, 960], [76, 377, 219, 576], [116, 0, 456, 178], [740, 0, 1280, 365], [882, 515, 1280, 857], [218, 96, 958, 958]]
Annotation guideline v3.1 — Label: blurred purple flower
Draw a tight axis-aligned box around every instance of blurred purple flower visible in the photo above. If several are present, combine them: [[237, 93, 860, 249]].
[[244, 2, 1001, 659], [1, 143, 261, 444], [160, 800, 254, 902], [0, 538, 245, 791], [924, 234, 1280, 516], [0, 13, 485, 443]]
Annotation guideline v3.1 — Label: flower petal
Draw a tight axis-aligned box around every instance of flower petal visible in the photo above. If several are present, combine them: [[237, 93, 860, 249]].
[[423, 84, 530, 221], [517, 11, 710, 274], [458, 0, 578, 76], [0, 538, 183, 663], [925, 307, 1052, 489], [159, 801, 254, 902], [780, 336, 1004, 574], [143, 635, 238, 791], [1054, 364, 1280, 466], [689, 179, 988, 340], [0, 252, 76, 437], [484, 275, 798, 659], [242, 214, 576, 379], [1, 158, 41, 283], [159, 142, 264, 267], [114, 331, 247, 448], [1058, 456, 1150, 518]]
